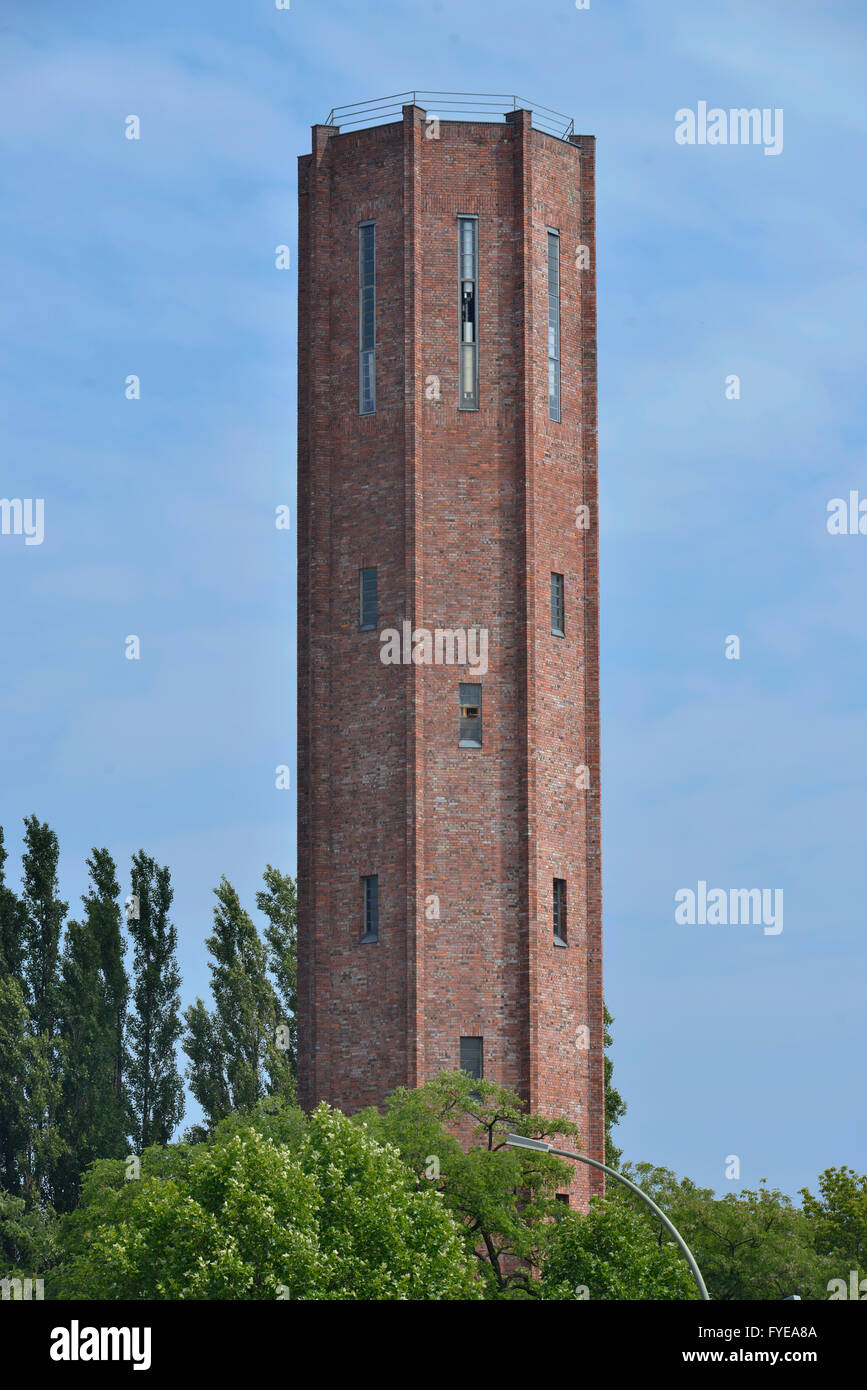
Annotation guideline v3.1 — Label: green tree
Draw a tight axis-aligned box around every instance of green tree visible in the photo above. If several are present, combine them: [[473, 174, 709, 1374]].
[[301, 1102, 478, 1299], [183, 876, 294, 1133], [92, 849, 128, 1114], [0, 975, 64, 1211], [53, 1131, 322, 1300], [17, 818, 67, 1207], [0, 1188, 58, 1279], [0, 827, 28, 1194], [0, 825, 26, 981], [540, 1191, 700, 1299], [21, 816, 67, 1036], [357, 1070, 579, 1298], [125, 852, 184, 1150], [53, 851, 128, 1210], [52, 1102, 478, 1300], [255, 865, 297, 1081], [621, 1163, 835, 1300], [603, 1002, 627, 1169], [801, 1166, 867, 1289]]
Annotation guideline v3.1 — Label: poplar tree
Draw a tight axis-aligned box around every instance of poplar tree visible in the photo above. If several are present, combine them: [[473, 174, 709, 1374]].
[[183, 875, 293, 1132], [604, 1003, 627, 1169], [0, 826, 26, 980], [0, 976, 32, 1199], [54, 850, 128, 1210], [19, 817, 67, 1205], [255, 865, 298, 1084], [98, 852, 129, 1112], [0, 974, 63, 1209], [21, 816, 67, 1037], [125, 852, 184, 1150], [0, 827, 28, 1193]]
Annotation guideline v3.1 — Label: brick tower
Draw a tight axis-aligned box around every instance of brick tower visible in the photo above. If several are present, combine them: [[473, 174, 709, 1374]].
[[297, 96, 604, 1204]]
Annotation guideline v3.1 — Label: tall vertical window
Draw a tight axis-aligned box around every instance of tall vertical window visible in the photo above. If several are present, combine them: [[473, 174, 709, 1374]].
[[361, 874, 379, 942], [359, 566, 377, 630], [553, 878, 568, 945], [551, 572, 565, 636], [460, 1036, 483, 1081], [359, 222, 375, 415], [458, 217, 478, 409], [459, 683, 482, 747], [547, 230, 561, 421]]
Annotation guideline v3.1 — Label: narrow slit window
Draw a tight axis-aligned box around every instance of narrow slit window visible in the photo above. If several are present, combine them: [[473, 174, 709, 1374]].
[[459, 683, 482, 747], [359, 566, 377, 630], [459, 1036, 483, 1081], [547, 230, 561, 421], [458, 217, 478, 409], [553, 878, 568, 945], [361, 874, 378, 942], [551, 572, 565, 636], [359, 222, 375, 414]]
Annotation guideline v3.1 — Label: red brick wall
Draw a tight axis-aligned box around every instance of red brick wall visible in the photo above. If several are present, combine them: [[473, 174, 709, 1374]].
[[297, 105, 603, 1205]]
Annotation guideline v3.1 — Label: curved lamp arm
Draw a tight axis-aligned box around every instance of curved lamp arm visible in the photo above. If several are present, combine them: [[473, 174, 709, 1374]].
[[504, 1134, 710, 1301]]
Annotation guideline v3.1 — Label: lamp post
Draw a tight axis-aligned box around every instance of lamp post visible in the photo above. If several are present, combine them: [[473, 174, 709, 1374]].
[[504, 1133, 710, 1301]]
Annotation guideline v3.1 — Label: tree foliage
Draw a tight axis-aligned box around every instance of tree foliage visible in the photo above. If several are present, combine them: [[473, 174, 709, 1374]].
[[0, 830, 29, 1195], [52, 1101, 478, 1300], [54, 850, 128, 1210], [357, 1071, 579, 1298], [800, 1166, 867, 1285], [21, 816, 67, 1037], [0, 825, 26, 980], [0, 1188, 58, 1278], [125, 852, 184, 1150], [621, 1163, 837, 1300], [541, 1191, 700, 1300], [182, 874, 294, 1135], [0, 975, 63, 1213], [603, 1003, 627, 1168], [255, 865, 297, 1080]]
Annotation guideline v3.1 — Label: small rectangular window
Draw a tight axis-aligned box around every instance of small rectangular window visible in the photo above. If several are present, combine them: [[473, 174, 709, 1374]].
[[359, 222, 375, 415], [551, 573, 565, 636], [361, 874, 378, 942], [547, 230, 561, 421], [460, 1036, 483, 1080], [553, 878, 567, 945], [359, 566, 377, 630], [555, 1193, 570, 1207], [459, 683, 482, 747], [458, 217, 478, 410]]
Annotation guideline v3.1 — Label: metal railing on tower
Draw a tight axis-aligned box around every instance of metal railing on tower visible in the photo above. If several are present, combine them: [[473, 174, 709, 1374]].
[[323, 91, 575, 141]]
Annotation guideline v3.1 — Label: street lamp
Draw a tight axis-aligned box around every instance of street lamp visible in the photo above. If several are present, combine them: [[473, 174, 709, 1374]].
[[504, 1134, 710, 1301]]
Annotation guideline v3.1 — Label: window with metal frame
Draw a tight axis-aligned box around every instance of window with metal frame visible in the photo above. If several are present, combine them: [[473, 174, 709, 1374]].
[[459, 683, 482, 747], [553, 878, 568, 945], [459, 1036, 483, 1081], [361, 874, 379, 942], [551, 572, 565, 636], [547, 229, 561, 421], [458, 217, 478, 409], [359, 222, 375, 414], [359, 566, 377, 630]]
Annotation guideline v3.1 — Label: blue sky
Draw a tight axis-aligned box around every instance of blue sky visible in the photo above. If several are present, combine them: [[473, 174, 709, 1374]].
[[1, 0, 864, 1197]]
